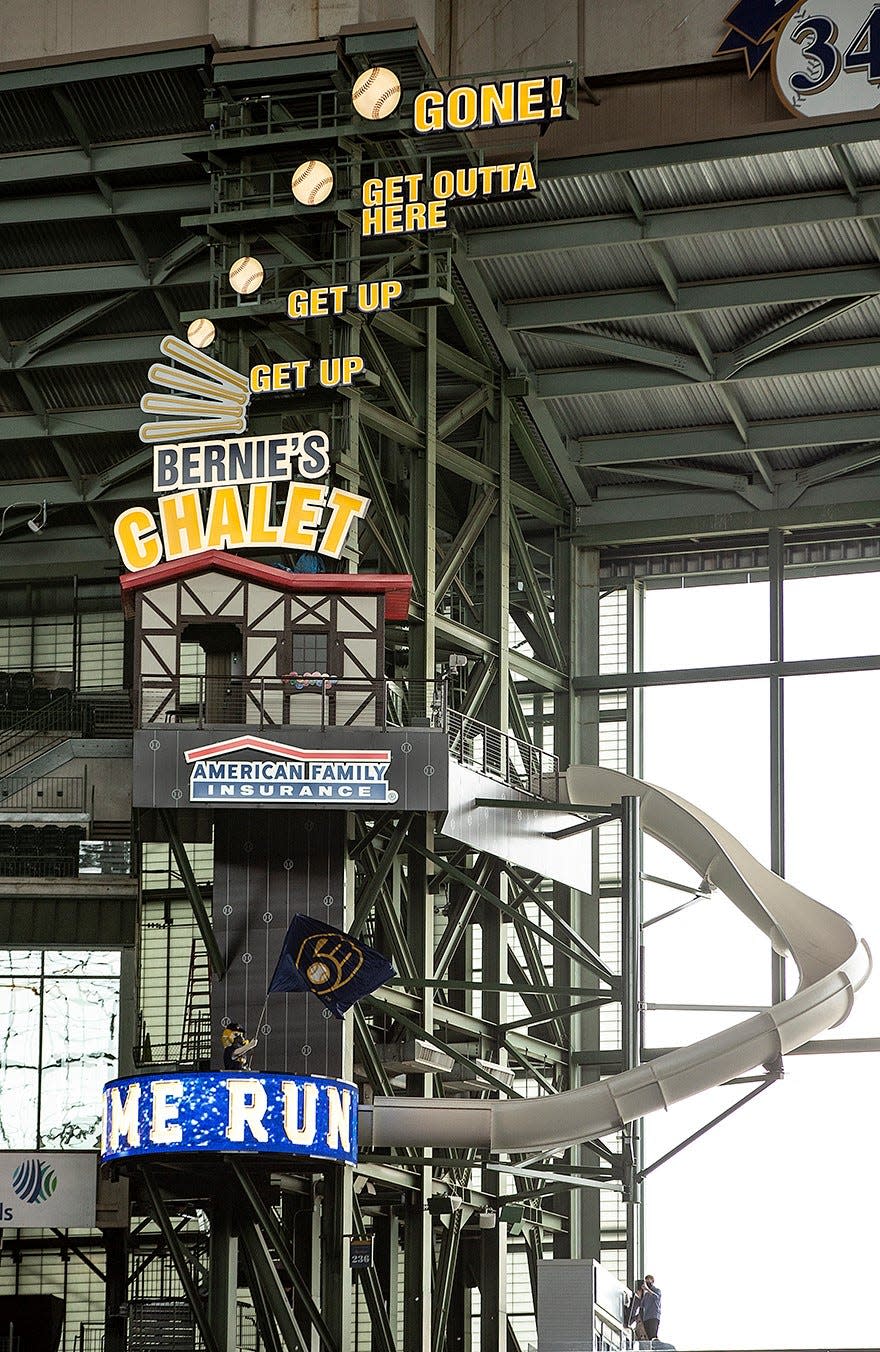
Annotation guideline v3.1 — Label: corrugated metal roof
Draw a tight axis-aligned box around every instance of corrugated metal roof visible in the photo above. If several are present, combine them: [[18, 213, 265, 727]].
[[479, 241, 657, 298], [65, 68, 206, 141], [663, 217, 874, 283], [458, 168, 630, 226], [0, 88, 76, 152], [739, 368, 880, 420], [0, 219, 128, 269], [32, 361, 149, 412], [627, 145, 846, 207], [545, 382, 727, 437]]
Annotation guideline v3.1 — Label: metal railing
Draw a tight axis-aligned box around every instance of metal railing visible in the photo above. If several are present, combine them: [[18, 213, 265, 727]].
[[0, 690, 132, 779], [0, 772, 87, 811], [446, 707, 559, 800], [138, 675, 557, 798], [75, 1324, 104, 1352], [138, 676, 447, 731]]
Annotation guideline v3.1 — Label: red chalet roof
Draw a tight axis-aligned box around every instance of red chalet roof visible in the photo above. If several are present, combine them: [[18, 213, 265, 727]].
[[120, 551, 412, 621]]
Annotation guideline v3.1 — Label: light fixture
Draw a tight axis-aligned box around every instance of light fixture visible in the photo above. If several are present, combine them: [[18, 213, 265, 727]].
[[0, 500, 47, 538]]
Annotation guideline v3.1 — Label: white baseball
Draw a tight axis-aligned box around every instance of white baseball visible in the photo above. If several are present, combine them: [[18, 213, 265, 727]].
[[186, 318, 216, 348], [228, 256, 265, 295], [352, 66, 402, 120], [291, 160, 334, 206]]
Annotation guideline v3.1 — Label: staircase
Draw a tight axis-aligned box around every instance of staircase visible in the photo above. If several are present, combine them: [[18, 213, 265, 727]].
[[180, 939, 213, 1065]]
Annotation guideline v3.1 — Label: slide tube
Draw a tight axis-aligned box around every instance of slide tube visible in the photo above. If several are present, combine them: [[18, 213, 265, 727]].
[[359, 766, 871, 1152]]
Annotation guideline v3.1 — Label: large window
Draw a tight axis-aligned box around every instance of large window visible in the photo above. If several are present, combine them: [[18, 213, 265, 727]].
[[0, 950, 120, 1148], [635, 571, 880, 1351]]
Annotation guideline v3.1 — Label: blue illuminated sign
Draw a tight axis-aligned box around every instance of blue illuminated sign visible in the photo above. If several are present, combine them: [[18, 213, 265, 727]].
[[101, 1072, 357, 1165]]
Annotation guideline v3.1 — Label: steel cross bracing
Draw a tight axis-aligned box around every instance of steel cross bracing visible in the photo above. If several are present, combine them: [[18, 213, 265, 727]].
[[164, 29, 634, 1351], [0, 43, 215, 581], [461, 108, 880, 551]]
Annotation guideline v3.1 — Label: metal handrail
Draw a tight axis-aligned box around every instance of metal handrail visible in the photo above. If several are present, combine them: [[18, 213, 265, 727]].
[[445, 707, 559, 800], [0, 690, 76, 775], [0, 773, 86, 812], [138, 675, 447, 732]]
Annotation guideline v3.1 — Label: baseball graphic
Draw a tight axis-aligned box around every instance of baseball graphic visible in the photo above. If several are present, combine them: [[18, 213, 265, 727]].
[[352, 66, 402, 119], [186, 317, 216, 348], [291, 159, 335, 206], [228, 256, 265, 295]]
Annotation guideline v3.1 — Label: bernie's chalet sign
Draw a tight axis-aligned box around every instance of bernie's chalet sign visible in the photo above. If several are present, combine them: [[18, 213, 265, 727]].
[[113, 337, 369, 572]]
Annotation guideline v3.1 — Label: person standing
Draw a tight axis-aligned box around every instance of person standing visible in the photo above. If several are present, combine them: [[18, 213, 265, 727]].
[[641, 1274, 662, 1342]]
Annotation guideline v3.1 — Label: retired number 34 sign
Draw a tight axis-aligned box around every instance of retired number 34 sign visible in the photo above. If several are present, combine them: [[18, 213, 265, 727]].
[[773, 1, 880, 116]]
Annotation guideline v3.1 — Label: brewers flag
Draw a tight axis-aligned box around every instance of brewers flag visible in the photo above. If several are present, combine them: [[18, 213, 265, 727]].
[[267, 912, 395, 1018]]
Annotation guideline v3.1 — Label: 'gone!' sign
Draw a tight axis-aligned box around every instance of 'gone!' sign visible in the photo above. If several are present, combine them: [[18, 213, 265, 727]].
[[101, 1073, 357, 1165]]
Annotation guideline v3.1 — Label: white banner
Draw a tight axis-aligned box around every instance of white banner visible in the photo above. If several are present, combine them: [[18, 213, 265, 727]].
[[0, 1151, 97, 1228]]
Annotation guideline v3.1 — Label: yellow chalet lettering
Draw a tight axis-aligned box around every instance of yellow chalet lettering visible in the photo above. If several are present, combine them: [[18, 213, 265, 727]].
[[112, 481, 371, 571]]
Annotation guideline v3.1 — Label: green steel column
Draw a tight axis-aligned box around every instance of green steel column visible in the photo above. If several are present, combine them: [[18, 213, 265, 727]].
[[208, 1192, 238, 1352], [372, 1211, 400, 1352], [477, 386, 509, 1352], [769, 528, 786, 1005], [102, 1227, 128, 1352], [408, 309, 437, 680], [403, 818, 435, 1351], [478, 885, 507, 1352], [322, 1163, 353, 1350], [621, 794, 642, 1290], [403, 307, 438, 1350], [557, 544, 602, 1260]]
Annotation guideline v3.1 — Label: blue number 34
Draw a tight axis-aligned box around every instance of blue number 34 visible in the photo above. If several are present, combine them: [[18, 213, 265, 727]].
[[790, 7, 880, 94]]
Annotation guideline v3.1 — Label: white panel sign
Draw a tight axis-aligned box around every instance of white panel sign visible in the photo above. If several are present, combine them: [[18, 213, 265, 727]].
[[0, 1152, 97, 1228], [774, 1, 880, 117]]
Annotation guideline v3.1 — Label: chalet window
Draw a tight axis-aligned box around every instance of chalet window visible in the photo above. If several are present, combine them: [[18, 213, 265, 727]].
[[289, 631, 329, 673]]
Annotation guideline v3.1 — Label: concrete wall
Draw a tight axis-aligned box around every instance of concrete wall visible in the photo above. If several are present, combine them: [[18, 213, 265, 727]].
[[0, 0, 731, 76]]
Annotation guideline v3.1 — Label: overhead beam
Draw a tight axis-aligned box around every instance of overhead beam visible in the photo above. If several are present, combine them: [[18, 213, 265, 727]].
[[0, 257, 207, 299], [0, 334, 162, 372], [539, 336, 880, 398], [570, 466, 880, 544], [453, 248, 590, 505], [0, 183, 209, 226], [504, 266, 880, 329], [466, 187, 880, 260], [0, 136, 205, 186], [574, 409, 880, 466], [539, 113, 880, 179]]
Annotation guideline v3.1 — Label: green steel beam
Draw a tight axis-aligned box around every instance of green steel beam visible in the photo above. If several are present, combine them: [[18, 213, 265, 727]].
[[140, 1171, 221, 1352], [0, 334, 162, 372], [0, 409, 142, 440], [539, 111, 880, 177], [466, 187, 880, 260], [453, 248, 590, 506], [436, 489, 498, 602], [717, 297, 874, 376], [231, 1164, 337, 1352], [0, 43, 213, 91], [570, 466, 880, 543], [505, 266, 880, 329], [605, 464, 751, 492], [536, 336, 880, 398], [0, 183, 207, 226], [574, 409, 880, 466], [0, 137, 205, 186], [570, 648, 880, 692], [435, 614, 567, 690], [16, 294, 134, 366], [0, 257, 207, 299], [510, 514, 566, 671], [160, 809, 225, 979]]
